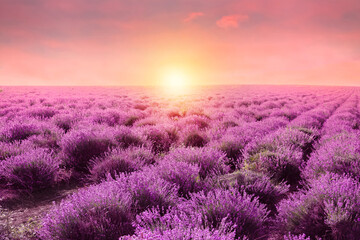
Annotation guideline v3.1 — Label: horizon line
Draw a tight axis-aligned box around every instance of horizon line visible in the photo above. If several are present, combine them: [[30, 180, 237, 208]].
[[1, 83, 360, 88]]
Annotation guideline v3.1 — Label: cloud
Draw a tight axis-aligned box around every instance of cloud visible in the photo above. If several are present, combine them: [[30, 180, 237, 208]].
[[183, 12, 204, 22], [216, 14, 249, 29]]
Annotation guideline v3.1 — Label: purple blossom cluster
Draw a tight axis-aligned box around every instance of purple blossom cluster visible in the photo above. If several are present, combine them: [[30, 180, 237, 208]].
[[0, 86, 359, 239], [154, 158, 205, 198], [277, 173, 360, 239], [163, 147, 229, 179], [39, 180, 135, 240], [0, 148, 59, 193], [242, 127, 316, 187], [61, 126, 115, 172], [303, 132, 360, 180], [88, 147, 154, 183], [218, 170, 289, 213], [130, 188, 269, 239]]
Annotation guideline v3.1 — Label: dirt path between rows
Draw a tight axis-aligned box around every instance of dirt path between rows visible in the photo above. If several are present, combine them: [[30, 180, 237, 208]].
[[0, 186, 79, 240]]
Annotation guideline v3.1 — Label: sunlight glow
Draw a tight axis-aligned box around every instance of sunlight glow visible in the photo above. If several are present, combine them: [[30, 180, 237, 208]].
[[164, 69, 188, 87], [161, 67, 192, 95]]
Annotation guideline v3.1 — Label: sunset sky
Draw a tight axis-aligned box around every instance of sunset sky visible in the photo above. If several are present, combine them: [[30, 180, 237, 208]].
[[0, 0, 360, 86]]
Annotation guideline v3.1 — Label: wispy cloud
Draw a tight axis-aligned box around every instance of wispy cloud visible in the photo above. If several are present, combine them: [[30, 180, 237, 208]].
[[183, 12, 204, 22], [216, 14, 249, 29]]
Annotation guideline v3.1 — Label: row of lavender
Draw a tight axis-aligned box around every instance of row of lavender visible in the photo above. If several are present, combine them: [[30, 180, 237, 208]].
[[277, 93, 360, 239], [0, 86, 359, 239]]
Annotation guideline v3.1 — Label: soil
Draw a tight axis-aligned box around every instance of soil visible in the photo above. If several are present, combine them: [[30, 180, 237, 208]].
[[0, 185, 79, 240]]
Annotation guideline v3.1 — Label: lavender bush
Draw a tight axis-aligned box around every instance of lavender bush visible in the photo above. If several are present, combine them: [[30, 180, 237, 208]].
[[155, 159, 206, 198], [88, 147, 154, 183], [175, 188, 269, 239], [27, 107, 57, 119], [143, 126, 175, 153], [113, 126, 145, 149], [215, 133, 247, 169], [243, 144, 303, 186], [218, 170, 289, 213], [53, 114, 77, 132], [163, 147, 229, 179], [277, 173, 360, 239], [124, 169, 179, 214], [61, 127, 114, 172], [303, 131, 360, 180], [1, 121, 41, 142], [39, 180, 134, 240], [0, 142, 25, 161], [284, 233, 311, 240], [126, 207, 237, 240], [91, 110, 125, 126], [0, 149, 59, 193]]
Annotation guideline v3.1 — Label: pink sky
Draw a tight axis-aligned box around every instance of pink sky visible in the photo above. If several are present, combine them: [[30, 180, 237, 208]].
[[0, 0, 359, 86]]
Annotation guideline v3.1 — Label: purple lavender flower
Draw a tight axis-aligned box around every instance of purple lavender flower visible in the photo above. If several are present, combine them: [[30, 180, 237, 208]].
[[27, 107, 57, 119], [125, 169, 179, 214], [277, 173, 360, 239], [303, 132, 360, 180], [218, 170, 289, 213], [243, 144, 303, 186], [91, 110, 125, 126], [0, 149, 59, 193], [143, 126, 176, 153], [1, 121, 41, 142], [39, 180, 134, 240], [124, 207, 237, 240], [176, 188, 269, 239], [61, 127, 114, 172], [284, 233, 311, 240], [155, 159, 206, 198], [88, 147, 154, 183], [113, 126, 145, 149], [164, 147, 229, 179], [53, 113, 77, 132]]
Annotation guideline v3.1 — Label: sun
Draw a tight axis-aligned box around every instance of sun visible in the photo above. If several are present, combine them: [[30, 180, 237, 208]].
[[164, 69, 188, 87], [161, 67, 192, 94]]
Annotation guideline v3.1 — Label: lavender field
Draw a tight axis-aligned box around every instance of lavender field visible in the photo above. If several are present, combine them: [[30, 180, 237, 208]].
[[0, 85, 360, 240]]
